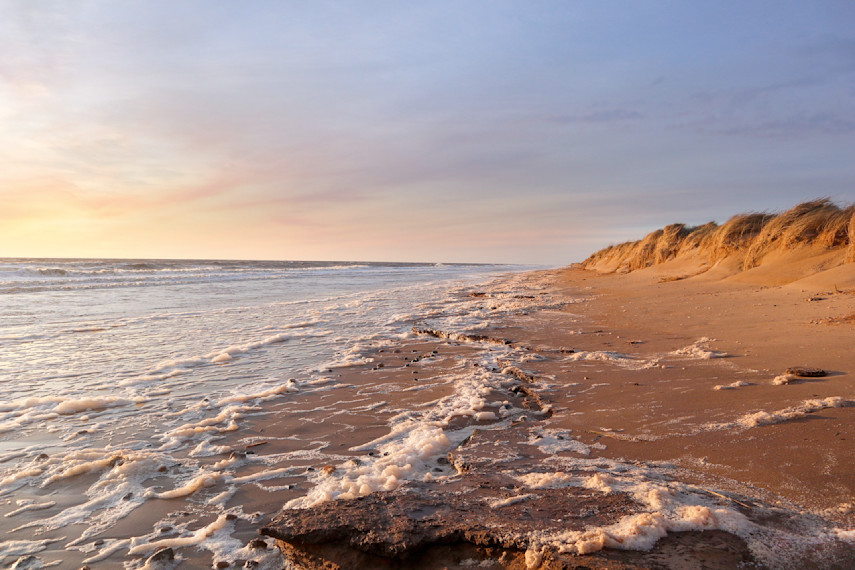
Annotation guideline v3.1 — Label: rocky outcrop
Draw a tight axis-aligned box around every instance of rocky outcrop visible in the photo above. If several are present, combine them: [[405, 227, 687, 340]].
[[412, 325, 515, 346], [260, 426, 763, 570]]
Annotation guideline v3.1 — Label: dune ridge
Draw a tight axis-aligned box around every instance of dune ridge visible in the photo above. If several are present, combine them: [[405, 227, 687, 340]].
[[582, 199, 855, 277]]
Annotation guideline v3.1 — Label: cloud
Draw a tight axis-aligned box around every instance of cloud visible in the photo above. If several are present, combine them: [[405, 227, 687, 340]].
[[711, 113, 855, 139], [2, 2, 854, 262], [549, 109, 645, 124]]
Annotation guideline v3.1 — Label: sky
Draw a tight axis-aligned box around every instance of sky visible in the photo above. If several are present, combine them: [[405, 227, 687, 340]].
[[1, 1, 854, 264]]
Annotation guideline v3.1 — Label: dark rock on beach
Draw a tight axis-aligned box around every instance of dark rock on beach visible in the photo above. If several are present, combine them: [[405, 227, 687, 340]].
[[260, 426, 767, 570], [785, 366, 828, 377], [261, 477, 644, 569]]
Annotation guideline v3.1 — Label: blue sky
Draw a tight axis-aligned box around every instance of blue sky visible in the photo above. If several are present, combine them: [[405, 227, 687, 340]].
[[1, 1, 853, 263]]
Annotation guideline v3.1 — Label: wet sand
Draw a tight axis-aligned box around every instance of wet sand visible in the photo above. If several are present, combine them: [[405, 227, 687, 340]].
[[262, 265, 855, 568], [10, 264, 852, 568], [547, 266, 855, 518]]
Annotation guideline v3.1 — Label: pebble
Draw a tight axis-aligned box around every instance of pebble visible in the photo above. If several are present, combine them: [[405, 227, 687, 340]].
[[145, 548, 174, 565], [249, 538, 268, 550]]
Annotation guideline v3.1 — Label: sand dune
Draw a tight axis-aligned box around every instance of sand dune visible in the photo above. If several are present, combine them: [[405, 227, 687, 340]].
[[582, 199, 855, 287], [260, 248, 855, 568]]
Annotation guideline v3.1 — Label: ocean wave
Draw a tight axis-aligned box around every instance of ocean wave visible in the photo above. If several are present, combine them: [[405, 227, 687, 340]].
[[0, 259, 466, 295]]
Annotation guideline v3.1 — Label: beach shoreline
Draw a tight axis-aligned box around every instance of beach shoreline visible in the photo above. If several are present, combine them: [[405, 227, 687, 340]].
[[3, 257, 853, 568], [262, 263, 855, 568]]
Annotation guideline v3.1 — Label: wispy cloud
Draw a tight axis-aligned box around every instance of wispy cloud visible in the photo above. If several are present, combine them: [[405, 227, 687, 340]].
[[2, 1, 854, 262]]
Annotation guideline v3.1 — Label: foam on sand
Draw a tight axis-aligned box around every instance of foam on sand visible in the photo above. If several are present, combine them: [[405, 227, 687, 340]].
[[516, 467, 750, 557], [515, 458, 848, 567], [713, 380, 750, 390], [673, 337, 727, 360], [128, 514, 231, 555], [0, 537, 63, 561], [0, 468, 44, 490], [4, 501, 56, 518], [11, 449, 180, 547], [565, 351, 657, 370], [216, 379, 299, 405], [772, 373, 796, 385], [284, 361, 533, 510], [697, 397, 853, 433], [319, 343, 376, 370], [207, 332, 291, 363], [159, 406, 245, 448], [126, 517, 284, 569], [734, 397, 852, 428], [0, 396, 142, 434], [149, 331, 293, 373], [516, 472, 578, 490], [42, 454, 127, 486], [285, 425, 453, 508], [146, 473, 223, 500], [526, 428, 594, 455], [487, 494, 536, 508]]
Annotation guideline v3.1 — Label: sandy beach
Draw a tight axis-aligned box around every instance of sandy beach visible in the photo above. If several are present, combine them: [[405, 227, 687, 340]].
[[5, 1, 855, 566], [546, 264, 855, 516], [4, 206, 854, 569], [261, 203, 855, 569]]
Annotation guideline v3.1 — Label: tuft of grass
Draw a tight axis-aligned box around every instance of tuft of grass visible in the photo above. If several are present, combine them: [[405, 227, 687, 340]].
[[817, 205, 854, 248], [848, 208, 855, 263], [702, 213, 771, 263], [742, 199, 843, 269]]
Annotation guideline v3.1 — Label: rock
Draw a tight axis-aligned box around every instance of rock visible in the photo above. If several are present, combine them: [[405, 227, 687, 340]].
[[261, 424, 640, 567], [145, 547, 175, 565], [785, 367, 827, 377], [502, 366, 536, 383], [257, 421, 790, 570], [411, 325, 513, 346], [248, 538, 268, 550]]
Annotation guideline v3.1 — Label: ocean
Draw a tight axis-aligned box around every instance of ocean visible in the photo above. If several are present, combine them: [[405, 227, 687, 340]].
[[0, 258, 525, 567]]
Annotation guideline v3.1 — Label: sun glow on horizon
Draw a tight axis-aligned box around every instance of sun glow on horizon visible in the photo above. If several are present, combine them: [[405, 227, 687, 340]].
[[2, 2, 853, 264]]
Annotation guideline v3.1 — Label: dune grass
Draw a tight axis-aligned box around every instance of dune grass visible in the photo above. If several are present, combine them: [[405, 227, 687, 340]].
[[582, 199, 854, 273]]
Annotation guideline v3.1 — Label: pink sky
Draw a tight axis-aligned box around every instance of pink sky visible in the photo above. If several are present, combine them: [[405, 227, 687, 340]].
[[2, 2, 853, 263]]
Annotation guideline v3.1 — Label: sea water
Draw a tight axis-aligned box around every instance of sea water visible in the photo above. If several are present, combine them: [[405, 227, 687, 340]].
[[0, 258, 519, 567]]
